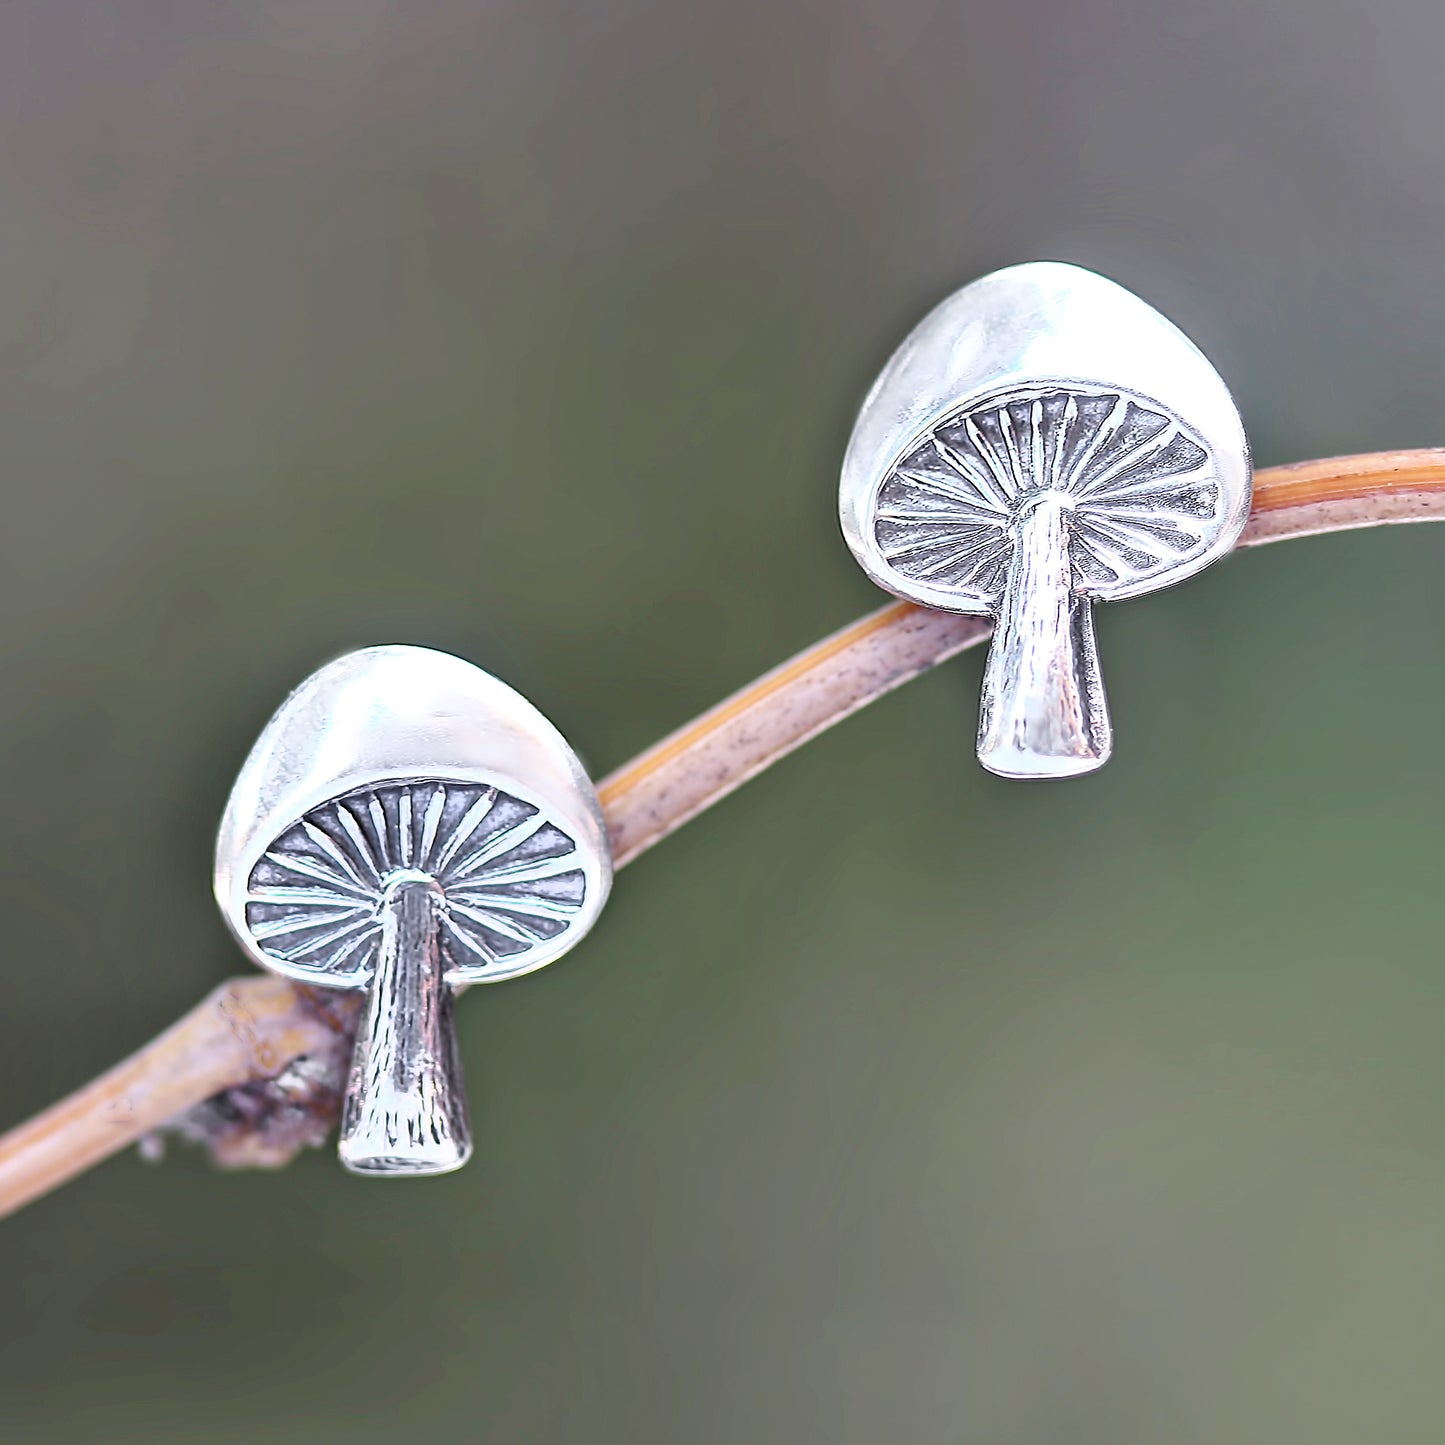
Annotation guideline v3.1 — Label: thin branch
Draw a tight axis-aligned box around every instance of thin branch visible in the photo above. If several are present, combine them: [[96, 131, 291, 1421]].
[[601, 448, 1445, 862], [0, 978, 357, 1218], [2, 447, 1443, 1220]]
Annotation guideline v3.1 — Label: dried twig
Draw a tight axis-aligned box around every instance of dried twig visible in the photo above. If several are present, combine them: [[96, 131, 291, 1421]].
[[1, 448, 1442, 1221]]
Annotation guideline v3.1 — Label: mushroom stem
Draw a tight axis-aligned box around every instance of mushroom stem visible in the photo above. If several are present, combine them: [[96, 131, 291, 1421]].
[[976, 493, 1112, 778], [338, 873, 472, 1176]]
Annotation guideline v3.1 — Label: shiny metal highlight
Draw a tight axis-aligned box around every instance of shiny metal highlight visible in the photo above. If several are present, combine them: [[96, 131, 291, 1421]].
[[840, 262, 1252, 778], [214, 645, 611, 1177]]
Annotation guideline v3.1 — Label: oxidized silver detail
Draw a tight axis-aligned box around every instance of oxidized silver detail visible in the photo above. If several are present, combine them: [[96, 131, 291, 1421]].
[[838, 262, 1253, 779], [246, 778, 590, 1175], [874, 386, 1218, 600], [246, 780, 589, 987], [214, 645, 612, 1178], [340, 871, 465, 1174]]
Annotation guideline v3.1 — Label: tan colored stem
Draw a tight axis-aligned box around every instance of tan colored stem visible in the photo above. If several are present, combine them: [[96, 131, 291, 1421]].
[[2, 447, 1444, 1221], [0, 977, 346, 1218], [602, 449, 1445, 862]]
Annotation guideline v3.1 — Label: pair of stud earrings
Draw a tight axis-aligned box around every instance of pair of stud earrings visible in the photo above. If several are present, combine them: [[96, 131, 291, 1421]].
[[212, 261, 1251, 1177]]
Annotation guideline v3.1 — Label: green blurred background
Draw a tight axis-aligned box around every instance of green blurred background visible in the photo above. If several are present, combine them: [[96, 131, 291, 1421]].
[[3, 2, 1445, 1440]]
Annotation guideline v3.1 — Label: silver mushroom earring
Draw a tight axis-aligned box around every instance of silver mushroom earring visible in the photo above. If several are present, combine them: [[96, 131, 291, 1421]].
[[214, 645, 611, 1177], [839, 261, 1251, 779]]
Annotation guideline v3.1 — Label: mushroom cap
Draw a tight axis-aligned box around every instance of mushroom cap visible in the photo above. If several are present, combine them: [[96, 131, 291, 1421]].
[[214, 646, 611, 988], [839, 262, 1252, 612]]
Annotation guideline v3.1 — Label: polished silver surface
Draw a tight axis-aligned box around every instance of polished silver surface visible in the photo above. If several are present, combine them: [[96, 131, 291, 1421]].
[[341, 873, 469, 1174], [840, 262, 1252, 779], [215, 645, 612, 1177]]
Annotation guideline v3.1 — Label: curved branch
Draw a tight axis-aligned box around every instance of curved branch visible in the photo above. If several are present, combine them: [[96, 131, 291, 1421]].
[[2, 447, 1443, 1220], [601, 448, 1445, 862]]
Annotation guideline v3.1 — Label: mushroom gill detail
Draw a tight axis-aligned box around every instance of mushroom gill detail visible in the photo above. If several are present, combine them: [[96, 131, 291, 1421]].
[[245, 781, 588, 985], [873, 386, 1221, 599]]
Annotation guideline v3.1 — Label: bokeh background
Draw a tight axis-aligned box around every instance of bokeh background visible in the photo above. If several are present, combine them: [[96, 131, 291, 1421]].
[[2, 2, 1445, 1440]]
